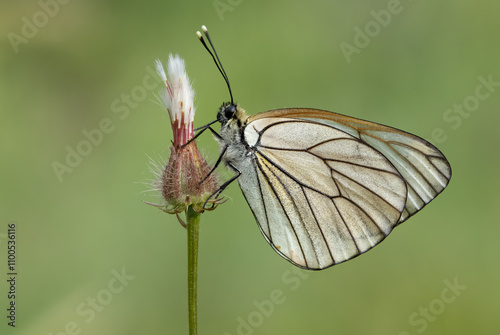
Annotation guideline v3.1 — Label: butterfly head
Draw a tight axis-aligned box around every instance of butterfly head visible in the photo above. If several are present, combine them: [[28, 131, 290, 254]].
[[217, 102, 247, 128]]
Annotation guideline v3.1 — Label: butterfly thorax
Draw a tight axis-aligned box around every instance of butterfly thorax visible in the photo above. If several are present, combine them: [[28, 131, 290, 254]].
[[217, 103, 252, 169]]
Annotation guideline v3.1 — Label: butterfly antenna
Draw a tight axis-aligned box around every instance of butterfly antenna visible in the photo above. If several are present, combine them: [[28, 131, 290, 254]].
[[196, 25, 234, 104]]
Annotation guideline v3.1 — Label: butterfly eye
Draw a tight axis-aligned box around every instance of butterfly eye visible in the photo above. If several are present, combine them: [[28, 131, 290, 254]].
[[224, 105, 236, 119]]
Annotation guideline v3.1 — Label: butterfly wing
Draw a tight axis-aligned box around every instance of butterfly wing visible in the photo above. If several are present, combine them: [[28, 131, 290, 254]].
[[237, 115, 407, 269], [236, 109, 451, 270], [248, 108, 452, 224]]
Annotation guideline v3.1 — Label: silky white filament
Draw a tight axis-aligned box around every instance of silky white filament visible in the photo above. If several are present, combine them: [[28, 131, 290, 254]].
[[155, 54, 196, 126]]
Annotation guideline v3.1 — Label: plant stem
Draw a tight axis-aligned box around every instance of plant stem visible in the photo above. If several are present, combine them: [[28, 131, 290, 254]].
[[186, 205, 200, 335]]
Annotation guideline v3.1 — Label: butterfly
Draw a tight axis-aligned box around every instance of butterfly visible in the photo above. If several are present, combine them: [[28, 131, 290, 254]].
[[192, 26, 452, 270]]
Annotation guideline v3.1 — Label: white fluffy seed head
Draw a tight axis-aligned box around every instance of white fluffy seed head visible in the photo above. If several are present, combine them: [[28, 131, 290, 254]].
[[155, 54, 195, 125]]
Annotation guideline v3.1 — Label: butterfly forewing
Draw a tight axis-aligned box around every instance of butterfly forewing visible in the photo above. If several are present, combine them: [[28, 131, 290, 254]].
[[238, 114, 413, 270], [249, 109, 452, 225]]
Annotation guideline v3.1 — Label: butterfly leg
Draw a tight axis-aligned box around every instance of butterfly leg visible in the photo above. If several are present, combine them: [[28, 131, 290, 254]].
[[202, 162, 241, 211], [197, 145, 227, 188], [181, 120, 222, 148]]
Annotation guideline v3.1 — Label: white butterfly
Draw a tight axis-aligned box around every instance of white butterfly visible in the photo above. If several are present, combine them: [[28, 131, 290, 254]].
[[194, 26, 451, 270]]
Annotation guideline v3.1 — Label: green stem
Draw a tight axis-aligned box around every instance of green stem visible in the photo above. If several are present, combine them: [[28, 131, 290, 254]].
[[186, 206, 200, 335]]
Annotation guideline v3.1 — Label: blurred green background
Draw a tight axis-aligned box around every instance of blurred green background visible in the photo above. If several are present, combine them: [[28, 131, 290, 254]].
[[1, 1, 499, 334]]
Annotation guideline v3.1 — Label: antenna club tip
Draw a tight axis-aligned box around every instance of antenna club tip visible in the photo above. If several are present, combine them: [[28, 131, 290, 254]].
[[201, 25, 208, 32], [196, 31, 202, 38]]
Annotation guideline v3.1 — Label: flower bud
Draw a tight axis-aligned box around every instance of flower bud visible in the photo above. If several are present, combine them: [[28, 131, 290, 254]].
[[148, 54, 224, 220], [161, 142, 221, 214]]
